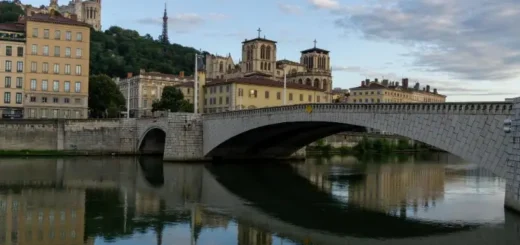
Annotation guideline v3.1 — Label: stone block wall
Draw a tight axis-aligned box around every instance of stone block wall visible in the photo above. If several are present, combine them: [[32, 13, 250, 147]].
[[505, 97, 520, 212], [163, 113, 204, 161], [0, 119, 138, 154]]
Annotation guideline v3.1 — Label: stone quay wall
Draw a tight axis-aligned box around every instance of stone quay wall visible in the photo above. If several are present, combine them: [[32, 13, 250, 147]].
[[0, 119, 138, 154]]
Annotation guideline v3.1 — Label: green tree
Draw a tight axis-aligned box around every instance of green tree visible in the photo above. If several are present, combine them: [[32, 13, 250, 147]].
[[88, 74, 126, 118], [152, 86, 193, 113], [0, 1, 24, 23]]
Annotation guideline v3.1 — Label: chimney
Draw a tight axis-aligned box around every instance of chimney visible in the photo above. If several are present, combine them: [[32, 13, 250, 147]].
[[70, 14, 77, 20], [433, 88, 438, 94], [127, 72, 133, 78], [361, 80, 365, 86], [374, 78, 379, 83], [396, 82, 400, 87], [179, 71, 184, 78], [426, 85, 430, 92], [402, 78, 409, 88], [382, 79, 389, 86], [414, 82, 420, 90], [365, 79, 369, 84]]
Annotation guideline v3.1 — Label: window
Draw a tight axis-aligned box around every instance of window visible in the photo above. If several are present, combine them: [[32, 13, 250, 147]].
[[76, 32, 82, 41], [54, 30, 61, 39], [30, 79, 36, 90], [75, 65, 81, 75], [4, 77, 11, 88], [43, 46, 49, 56], [300, 94, 303, 101], [44, 29, 49, 39], [76, 48, 82, 58], [238, 88, 243, 97], [15, 93, 22, 104], [53, 97, 59, 103], [3, 92, 10, 103], [265, 91, 269, 99], [64, 81, 70, 92], [226, 96, 229, 104], [74, 98, 81, 104], [317, 96, 321, 102], [16, 61, 23, 72], [31, 44, 37, 55], [32, 28, 38, 37], [64, 98, 70, 103], [65, 47, 71, 57], [53, 64, 59, 74], [41, 97, 47, 103], [5, 61, 11, 72], [5, 46, 12, 56], [65, 31, 71, 40], [17, 47, 23, 57], [249, 89, 257, 98], [218, 97, 222, 104], [54, 46, 60, 57], [289, 93, 293, 101], [30, 96, 36, 102], [31, 62, 37, 72], [308, 95, 312, 102], [42, 63, 49, 73], [277, 92, 281, 100], [53, 81, 59, 92], [75, 82, 81, 92], [41, 80, 49, 91], [16, 77, 22, 88], [65, 64, 71, 75]]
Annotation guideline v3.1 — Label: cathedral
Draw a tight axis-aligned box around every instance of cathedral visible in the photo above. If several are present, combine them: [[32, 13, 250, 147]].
[[205, 29, 333, 93], [14, 0, 102, 31]]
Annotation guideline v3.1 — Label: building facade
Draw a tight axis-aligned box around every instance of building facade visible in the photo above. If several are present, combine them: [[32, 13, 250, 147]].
[[15, 0, 102, 31], [0, 23, 26, 118], [115, 69, 205, 117], [205, 31, 333, 97], [22, 13, 91, 119], [349, 78, 446, 104]]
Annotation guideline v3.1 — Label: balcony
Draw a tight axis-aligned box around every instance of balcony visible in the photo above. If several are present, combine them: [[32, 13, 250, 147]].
[[0, 32, 26, 42]]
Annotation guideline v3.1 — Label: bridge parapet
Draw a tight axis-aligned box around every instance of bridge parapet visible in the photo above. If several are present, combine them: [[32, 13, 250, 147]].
[[203, 102, 513, 120]]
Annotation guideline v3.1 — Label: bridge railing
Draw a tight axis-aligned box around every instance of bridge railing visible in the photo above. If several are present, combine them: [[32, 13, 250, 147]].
[[203, 102, 513, 119]]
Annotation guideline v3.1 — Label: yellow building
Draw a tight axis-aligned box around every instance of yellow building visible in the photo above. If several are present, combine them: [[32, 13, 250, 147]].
[[203, 76, 329, 113], [21, 11, 91, 118], [0, 23, 26, 118], [349, 78, 446, 104]]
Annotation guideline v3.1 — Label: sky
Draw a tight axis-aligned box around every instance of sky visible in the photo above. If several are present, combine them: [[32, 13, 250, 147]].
[[21, 0, 520, 101]]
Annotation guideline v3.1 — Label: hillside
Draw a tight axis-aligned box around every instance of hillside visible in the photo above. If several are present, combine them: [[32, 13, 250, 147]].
[[0, 1, 205, 78]]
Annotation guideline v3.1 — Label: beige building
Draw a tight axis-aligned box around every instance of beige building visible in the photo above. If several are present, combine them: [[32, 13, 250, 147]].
[[205, 31, 333, 95], [0, 23, 26, 119], [349, 78, 446, 104], [203, 76, 329, 113], [15, 0, 102, 31], [115, 69, 205, 117], [19, 12, 91, 119]]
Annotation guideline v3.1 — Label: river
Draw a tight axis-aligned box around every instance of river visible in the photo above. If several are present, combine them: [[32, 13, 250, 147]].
[[0, 153, 517, 245]]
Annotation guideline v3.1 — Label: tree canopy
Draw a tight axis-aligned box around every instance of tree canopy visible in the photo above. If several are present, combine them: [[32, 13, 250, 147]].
[[0, 1, 209, 78], [89, 74, 126, 118], [152, 86, 193, 113]]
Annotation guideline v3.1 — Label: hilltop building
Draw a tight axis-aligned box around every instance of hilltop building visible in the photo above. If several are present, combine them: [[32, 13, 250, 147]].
[[14, 0, 102, 31]]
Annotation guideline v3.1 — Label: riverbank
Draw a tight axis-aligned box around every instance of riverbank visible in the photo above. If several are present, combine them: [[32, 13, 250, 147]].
[[0, 150, 144, 157]]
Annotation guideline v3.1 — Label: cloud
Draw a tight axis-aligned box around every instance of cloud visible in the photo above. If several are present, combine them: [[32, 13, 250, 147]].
[[308, 0, 340, 10], [137, 13, 228, 32], [278, 3, 302, 14], [331, 0, 520, 81]]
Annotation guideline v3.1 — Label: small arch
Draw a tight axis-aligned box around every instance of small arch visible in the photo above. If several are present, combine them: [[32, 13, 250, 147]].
[[305, 78, 312, 86], [268, 63, 271, 70], [139, 127, 166, 155], [266, 46, 271, 60], [291, 68, 297, 74], [219, 61, 224, 72], [298, 78, 303, 84], [260, 45, 266, 59], [261, 62, 264, 70], [313, 78, 320, 88]]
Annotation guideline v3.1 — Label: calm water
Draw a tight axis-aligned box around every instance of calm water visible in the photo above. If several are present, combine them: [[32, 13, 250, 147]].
[[0, 153, 518, 245]]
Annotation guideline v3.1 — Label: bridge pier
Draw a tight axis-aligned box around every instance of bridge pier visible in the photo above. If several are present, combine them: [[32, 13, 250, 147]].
[[163, 113, 208, 162], [505, 97, 520, 213]]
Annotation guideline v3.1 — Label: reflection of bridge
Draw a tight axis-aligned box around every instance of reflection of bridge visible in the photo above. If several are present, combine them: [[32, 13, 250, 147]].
[[0, 158, 518, 244]]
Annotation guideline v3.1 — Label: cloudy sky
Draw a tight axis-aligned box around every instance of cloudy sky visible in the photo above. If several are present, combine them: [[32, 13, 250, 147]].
[[23, 0, 520, 101]]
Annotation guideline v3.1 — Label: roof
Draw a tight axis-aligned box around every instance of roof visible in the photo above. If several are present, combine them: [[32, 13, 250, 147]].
[[301, 47, 330, 54], [0, 23, 25, 33], [242, 37, 277, 44], [204, 76, 325, 92], [140, 71, 194, 80], [350, 82, 447, 97], [276, 59, 303, 66], [26, 13, 91, 28]]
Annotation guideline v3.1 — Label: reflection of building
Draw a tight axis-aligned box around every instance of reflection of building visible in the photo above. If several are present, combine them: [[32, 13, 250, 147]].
[[237, 224, 272, 245], [15, 0, 102, 31], [135, 193, 161, 216], [0, 189, 92, 245], [293, 164, 333, 194], [348, 164, 445, 215], [349, 78, 446, 104]]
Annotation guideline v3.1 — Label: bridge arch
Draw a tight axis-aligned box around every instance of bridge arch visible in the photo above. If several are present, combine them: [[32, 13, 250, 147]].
[[203, 103, 513, 176], [138, 127, 167, 155]]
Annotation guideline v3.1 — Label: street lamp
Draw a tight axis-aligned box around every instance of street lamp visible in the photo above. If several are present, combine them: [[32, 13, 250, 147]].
[[194, 53, 204, 114]]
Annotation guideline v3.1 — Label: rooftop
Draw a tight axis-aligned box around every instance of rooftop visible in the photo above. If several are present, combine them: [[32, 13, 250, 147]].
[[0, 23, 25, 33], [25, 13, 91, 28]]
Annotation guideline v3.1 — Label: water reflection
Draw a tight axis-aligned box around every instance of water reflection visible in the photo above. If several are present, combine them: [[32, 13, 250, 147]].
[[0, 154, 515, 245]]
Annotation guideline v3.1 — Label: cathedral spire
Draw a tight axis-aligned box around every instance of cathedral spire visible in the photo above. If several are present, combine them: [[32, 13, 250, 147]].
[[161, 1, 169, 45]]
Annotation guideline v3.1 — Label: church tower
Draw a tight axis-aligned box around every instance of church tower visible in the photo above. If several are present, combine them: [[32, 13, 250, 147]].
[[300, 39, 330, 72], [241, 28, 277, 77], [161, 2, 169, 44]]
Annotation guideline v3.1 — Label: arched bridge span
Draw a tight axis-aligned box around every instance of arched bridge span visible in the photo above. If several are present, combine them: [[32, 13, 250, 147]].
[[203, 102, 513, 176]]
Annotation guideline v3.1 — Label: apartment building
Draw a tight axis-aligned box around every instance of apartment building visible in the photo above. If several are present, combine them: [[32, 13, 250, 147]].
[[23, 12, 91, 118], [0, 23, 26, 118]]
